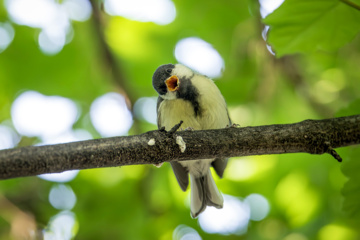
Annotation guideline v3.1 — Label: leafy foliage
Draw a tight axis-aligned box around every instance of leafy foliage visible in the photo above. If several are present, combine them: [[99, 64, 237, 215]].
[[0, 0, 359, 239], [264, 0, 360, 56]]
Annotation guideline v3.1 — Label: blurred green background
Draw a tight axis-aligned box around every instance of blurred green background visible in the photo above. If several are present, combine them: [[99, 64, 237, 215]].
[[0, 0, 360, 239]]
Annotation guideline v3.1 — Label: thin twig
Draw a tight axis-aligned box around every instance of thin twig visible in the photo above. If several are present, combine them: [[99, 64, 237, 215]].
[[167, 121, 184, 136], [340, 0, 360, 11], [89, 0, 136, 107]]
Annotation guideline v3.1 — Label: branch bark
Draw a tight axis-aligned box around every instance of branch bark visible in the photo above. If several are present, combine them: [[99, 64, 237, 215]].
[[0, 115, 359, 180]]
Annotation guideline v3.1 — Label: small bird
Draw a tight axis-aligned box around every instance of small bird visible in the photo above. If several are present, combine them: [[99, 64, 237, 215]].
[[152, 63, 231, 218]]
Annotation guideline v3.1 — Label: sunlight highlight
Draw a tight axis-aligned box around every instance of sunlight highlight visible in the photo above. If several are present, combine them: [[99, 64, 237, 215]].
[[198, 195, 250, 235], [90, 92, 133, 137], [0, 124, 20, 150], [5, 0, 91, 55], [258, 0, 283, 55], [104, 0, 176, 25], [0, 22, 15, 53], [173, 225, 202, 240], [258, 0, 284, 18], [43, 211, 78, 240], [225, 158, 257, 181], [313, 68, 346, 104], [40, 129, 92, 145], [175, 37, 224, 78], [11, 91, 78, 139], [275, 172, 320, 227], [225, 156, 277, 181], [49, 184, 77, 210], [63, 0, 92, 22], [38, 28, 67, 55], [318, 224, 357, 240], [244, 193, 270, 221], [133, 97, 157, 124], [38, 170, 79, 183]]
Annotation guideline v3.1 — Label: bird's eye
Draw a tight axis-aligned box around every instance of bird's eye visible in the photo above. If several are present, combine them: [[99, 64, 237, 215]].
[[166, 69, 172, 74]]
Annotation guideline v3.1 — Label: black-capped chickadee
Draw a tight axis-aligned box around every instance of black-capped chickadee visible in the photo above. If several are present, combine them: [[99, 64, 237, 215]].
[[152, 64, 231, 218]]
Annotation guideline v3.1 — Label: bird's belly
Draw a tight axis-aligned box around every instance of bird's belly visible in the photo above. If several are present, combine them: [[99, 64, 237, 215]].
[[159, 99, 201, 130]]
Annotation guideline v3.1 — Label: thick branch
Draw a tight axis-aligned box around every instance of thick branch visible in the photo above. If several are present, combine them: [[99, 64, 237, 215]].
[[0, 115, 359, 180]]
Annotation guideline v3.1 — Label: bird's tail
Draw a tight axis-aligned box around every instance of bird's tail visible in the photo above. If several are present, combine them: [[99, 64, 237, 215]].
[[190, 169, 223, 218]]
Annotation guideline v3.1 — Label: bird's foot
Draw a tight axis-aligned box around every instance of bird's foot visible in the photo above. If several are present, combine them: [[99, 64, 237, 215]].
[[227, 123, 240, 128], [181, 127, 194, 131]]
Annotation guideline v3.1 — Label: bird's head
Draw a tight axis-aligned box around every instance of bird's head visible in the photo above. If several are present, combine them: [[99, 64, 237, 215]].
[[152, 64, 194, 100]]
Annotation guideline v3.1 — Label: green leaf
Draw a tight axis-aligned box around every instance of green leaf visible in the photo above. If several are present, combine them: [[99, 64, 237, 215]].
[[263, 0, 360, 57]]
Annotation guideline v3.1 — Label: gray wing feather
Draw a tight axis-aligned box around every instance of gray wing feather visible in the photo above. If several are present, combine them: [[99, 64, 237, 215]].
[[156, 97, 164, 129], [211, 108, 231, 178], [170, 161, 189, 191], [211, 158, 228, 178]]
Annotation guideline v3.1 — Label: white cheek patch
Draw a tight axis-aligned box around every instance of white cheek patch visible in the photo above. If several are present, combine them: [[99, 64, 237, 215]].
[[173, 64, 194, 79]]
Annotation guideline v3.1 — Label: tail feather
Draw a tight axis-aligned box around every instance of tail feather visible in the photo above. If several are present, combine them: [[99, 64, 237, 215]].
[[190, 170, 223, 218]]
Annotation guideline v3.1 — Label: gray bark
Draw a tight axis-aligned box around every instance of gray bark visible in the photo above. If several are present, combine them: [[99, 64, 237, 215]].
[[0, 115, 359, 180]]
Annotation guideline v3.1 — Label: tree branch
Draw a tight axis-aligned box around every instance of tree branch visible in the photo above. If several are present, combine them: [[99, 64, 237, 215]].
[[0, 115, 359, 180]]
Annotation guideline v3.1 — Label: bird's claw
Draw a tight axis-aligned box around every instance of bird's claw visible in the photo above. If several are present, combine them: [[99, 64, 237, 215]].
[[181, 127, 194, 131], [227, 123, 240, 128]]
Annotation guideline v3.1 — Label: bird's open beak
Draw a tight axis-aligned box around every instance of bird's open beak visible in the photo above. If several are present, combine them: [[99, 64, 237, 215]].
[[165, 75, 179, 92]]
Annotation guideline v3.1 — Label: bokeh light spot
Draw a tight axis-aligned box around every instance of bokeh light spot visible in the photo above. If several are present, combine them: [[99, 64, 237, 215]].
[[104, 0, 176, 25], [11, 91, 78, 139], [38, 28, 66, 55], [226, 157, 257, 181], [175, 37, 224, 78], [173, 224, 202, 240], [283, 233, 308, 240], [198, 195, 250, 235], [38, 170, 79, 183], [0, 22, 15, 53], [318, 224, 357, 240], [49, 184, 77, 210], [0, 124, 20, 150], [90, 92, 133, 137], [133, 97, 157, 124], [6, 0, 90, 55], [43, 211, 78, 240], [259, 0, 284, 18], [275, 172, 320, 227], [244, 193, 270, 221], [40, 129, 92, 145], [6, 0, 59, 28], [62, 0, 92, 22]]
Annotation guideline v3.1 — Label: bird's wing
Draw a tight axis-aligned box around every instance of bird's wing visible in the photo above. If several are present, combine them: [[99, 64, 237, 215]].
[[156, 97, 164, 129], [211, 158, 228, 178], [170, 161, 189, 191]]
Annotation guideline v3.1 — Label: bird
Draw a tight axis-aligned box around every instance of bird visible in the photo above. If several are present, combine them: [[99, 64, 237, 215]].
[[152, 63, 231, 218]]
